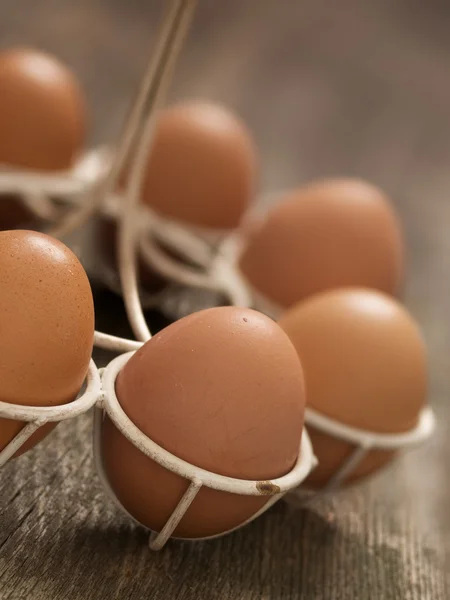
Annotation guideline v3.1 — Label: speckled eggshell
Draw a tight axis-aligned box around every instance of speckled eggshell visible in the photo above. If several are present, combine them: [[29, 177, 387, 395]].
[[278, 288, 428, 487], [239, 178, 404, 309], [0, 230, 95, 455], [0, 48, 86, 171], [138, 101, 258, 229], [101, 306, 305, 539]]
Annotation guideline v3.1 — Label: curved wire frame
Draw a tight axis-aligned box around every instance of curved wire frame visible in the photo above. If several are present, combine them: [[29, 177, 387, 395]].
[[0, 0, 198, 474], [0, 147, 107, 226], [95, 351, 317, 550], [99, 201, 281, 320], [303, 406, 436, 491], [0, 0, 438, 553], [0, 359, 101, 467]]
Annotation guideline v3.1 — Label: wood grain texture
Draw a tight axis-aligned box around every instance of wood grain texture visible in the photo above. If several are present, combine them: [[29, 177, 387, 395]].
[[0, 0, 449, 598]]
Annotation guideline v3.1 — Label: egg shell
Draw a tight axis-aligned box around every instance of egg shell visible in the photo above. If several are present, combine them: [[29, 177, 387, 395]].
[[101, 306, 305, 538], [239, 178, 404, 308], [278, 288, 427, 487], [0, 48, 86, 171], [136, 101, 258, 229], [0, 230, 95, 455]]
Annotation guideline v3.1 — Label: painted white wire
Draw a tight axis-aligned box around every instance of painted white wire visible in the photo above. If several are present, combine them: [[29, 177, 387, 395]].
[[0, 166, 89, 197], [139, 235, 214, 289], [118, 0, 197, 342], [94, 351, 317, 549], [148, 212, 215, 268], [0, 360, 100, 421], [0, 164, 95, 227], [46, 174, 104, 239], [46, 7, 197, 242], [94, 331, 143, 353], [300, 406, 436, 492], [138, 229, 253, 308], [0, 0, 437, 550], [101, 352, 317, 495], [305, 406, 436, 450], [324, 446, 371, 491], [0, 359, 101, 467], [92, 404, 291, 551]]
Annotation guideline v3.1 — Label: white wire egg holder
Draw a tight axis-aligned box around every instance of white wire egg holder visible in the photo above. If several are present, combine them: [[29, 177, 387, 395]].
[[0, 350, 317, 551], [0, 348, 436, 550], [0, 0, 316, 550], [0, 360, 101, 468], [0, 148, 276, 319], [0, 0, 437, 549], [0, 153, 436, 495], [95, 351, 316, 550], [301, 405, 436, 493]]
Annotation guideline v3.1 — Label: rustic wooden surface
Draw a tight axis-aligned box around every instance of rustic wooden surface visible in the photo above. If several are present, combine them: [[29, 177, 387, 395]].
[[1, 0, 450, 598]]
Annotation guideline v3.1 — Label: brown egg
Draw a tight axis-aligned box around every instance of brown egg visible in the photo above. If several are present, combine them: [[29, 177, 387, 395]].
[[278, 288, 427, 487], [0, 230, 95, 455], [239, 178, 404, 309], [0, 47, 86, 171], [101, 306, 305, 538], [138, 101, 257, 229]]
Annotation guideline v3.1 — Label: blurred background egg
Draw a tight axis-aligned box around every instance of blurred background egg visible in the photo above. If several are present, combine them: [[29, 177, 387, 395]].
[[278, 288, 427, 487], [0, 48, 86, 230], [97, 100, 258, 301], [0, 47, 86, 171], [239, 178, 404, 310], [0, 230, 95, 455], [101, 306, 305, 539], [138, 100, 258, 230]]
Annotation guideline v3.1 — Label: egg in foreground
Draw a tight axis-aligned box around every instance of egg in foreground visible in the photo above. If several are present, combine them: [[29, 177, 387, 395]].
[[101, 306, 305, 538], [0, 230, 95, 455], [278, 288, 427, 487], [240, 178, 404, 309]]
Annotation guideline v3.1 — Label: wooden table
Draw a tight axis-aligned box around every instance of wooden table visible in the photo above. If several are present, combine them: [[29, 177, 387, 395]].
[[0, 1, 449, 598]]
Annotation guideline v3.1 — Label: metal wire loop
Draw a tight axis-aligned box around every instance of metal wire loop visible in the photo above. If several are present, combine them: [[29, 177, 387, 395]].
[[304, 406, 436, 491], [0, 359, 101, 467], [94, 350, 317, 549]]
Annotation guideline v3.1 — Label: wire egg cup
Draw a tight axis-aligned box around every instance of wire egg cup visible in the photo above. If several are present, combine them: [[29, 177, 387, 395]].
[[0, 360, 101, 468], [0, 0, 437, 549], [95, 351, 316, 550], [302, 405, 436, 492]]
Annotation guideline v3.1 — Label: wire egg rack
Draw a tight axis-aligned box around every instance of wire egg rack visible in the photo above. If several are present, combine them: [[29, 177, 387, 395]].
[[0, 0, 436, 550]]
